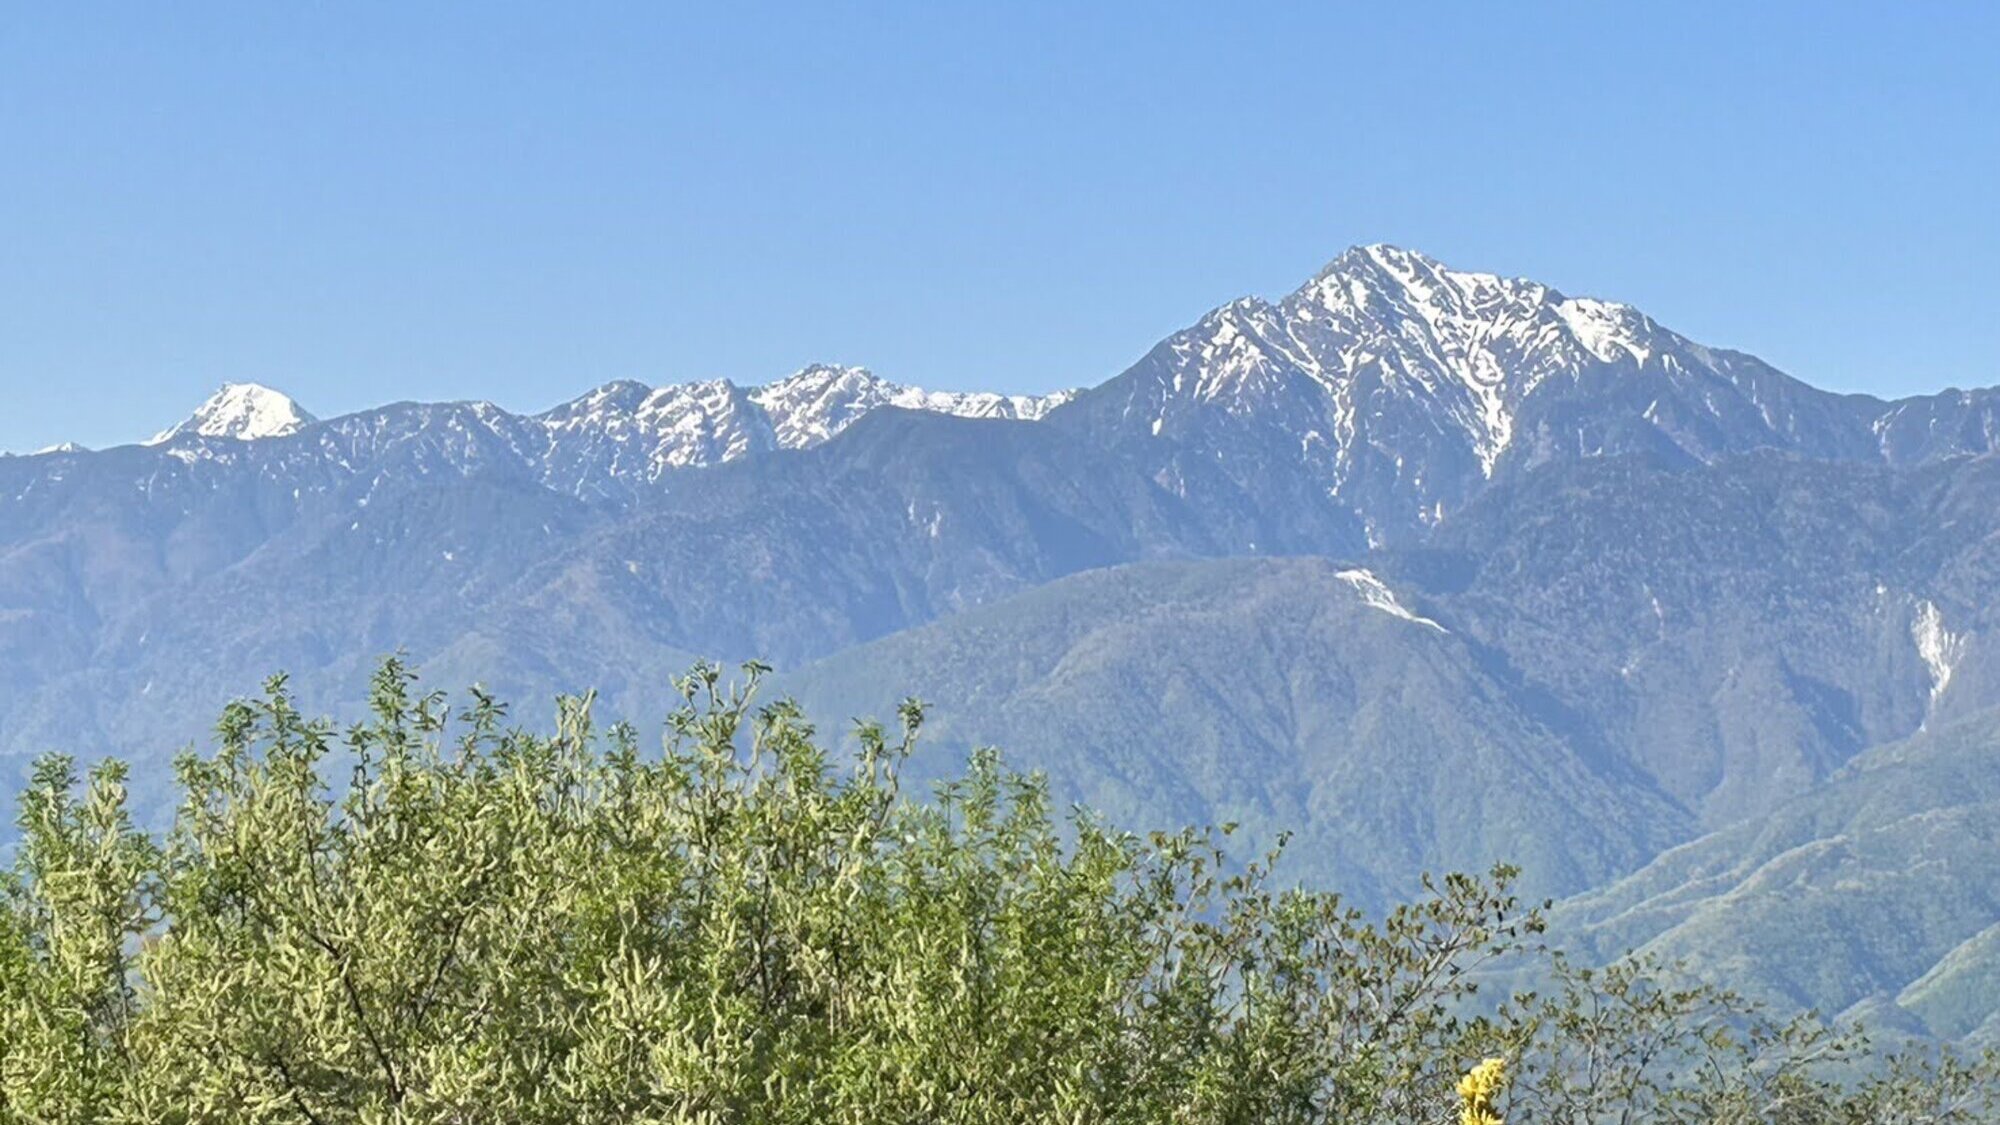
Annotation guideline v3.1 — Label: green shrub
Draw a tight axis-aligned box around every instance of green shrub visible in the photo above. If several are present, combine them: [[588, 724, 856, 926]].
[[2, 660, 1994, 1123]]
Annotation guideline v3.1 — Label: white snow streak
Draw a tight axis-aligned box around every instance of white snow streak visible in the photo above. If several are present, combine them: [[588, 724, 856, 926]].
[[1336, 568, 1447, 632], [1913, 600, 1967, 709]]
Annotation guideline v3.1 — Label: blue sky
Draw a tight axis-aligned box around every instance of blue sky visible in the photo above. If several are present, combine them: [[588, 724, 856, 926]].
[[3, 2, 1995, 451]]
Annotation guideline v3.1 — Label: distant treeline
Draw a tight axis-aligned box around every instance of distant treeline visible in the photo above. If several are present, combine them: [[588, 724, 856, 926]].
[[2, 661, 1993, 1123]]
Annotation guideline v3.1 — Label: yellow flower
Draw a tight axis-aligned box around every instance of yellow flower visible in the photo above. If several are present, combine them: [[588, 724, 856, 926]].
[[1456, 1057, 1508, 1125]]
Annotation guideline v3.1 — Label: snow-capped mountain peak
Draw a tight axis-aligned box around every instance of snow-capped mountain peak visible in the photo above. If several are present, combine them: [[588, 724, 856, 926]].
[[1063, 243, 1866, 545], [750, 364, 1076, 449], [18, 243, 2000, 569], [514, 366, 1079, 491], [751, 364, 898, 448], [151, 383, 317, 444], [1283, 244, 1675, 470], [1300, 243, 1666, 379]]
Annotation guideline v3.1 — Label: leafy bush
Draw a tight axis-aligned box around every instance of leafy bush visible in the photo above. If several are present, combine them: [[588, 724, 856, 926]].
[[2, 660, 1995, 1123]]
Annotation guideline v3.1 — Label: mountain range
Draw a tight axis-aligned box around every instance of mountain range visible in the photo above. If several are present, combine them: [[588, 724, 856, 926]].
[[5, 245, 1998, 1041]]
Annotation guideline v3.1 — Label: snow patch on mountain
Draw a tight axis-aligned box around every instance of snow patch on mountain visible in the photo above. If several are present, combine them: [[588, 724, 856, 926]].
[[152, 383, 316, 444], [1913, 600, 1967, 710], [1336, 568, 1446, 632], [1556, 298, 1656, 366]]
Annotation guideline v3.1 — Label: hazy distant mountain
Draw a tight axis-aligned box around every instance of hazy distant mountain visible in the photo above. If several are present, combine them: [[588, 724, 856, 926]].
[[7, 247, 2000, 1035], [0, 405, 1229, 815], [779, 449, 2000, 907], [779, 556, 1691, 909], [1390, 451, 2000, 829], [1545, 703, 2000, 1046]]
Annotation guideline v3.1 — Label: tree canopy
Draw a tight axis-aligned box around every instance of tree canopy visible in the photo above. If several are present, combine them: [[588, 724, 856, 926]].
[[2, 661, 1994, 1123]]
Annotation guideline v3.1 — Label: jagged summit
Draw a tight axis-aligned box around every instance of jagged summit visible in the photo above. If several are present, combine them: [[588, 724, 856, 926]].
[[1305, 242, 1666, 371], [750, 364, 1075, 448], [527, 365, 1077, 480], [150, 383, 316, 444], [1318, 241, 1459, 277], [1135, 245, 1673, 427], [1053, 243, 1982, 546]]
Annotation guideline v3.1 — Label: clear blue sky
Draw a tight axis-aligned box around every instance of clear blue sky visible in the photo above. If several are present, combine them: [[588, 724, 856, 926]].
[[3, 2, 1995, 451]]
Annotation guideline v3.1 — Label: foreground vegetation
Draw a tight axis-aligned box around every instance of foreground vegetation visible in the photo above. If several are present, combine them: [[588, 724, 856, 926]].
[[2, 662, 1995, 1122]]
